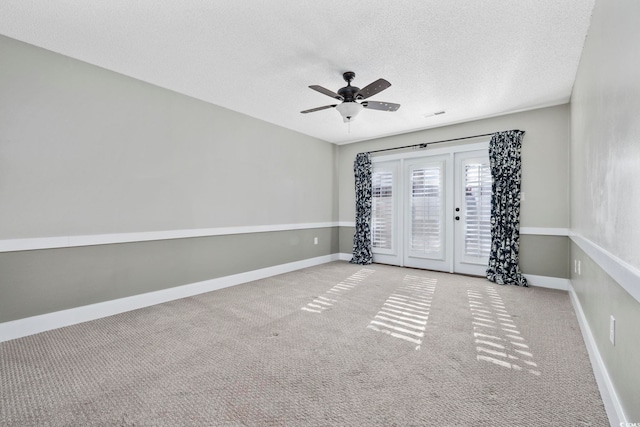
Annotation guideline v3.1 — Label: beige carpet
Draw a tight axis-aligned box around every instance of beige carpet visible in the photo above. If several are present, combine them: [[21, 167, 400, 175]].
[[0, 261, 608, 426]]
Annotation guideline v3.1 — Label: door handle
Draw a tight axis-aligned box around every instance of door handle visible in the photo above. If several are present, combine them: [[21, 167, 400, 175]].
[[455, 216, 460, 221]]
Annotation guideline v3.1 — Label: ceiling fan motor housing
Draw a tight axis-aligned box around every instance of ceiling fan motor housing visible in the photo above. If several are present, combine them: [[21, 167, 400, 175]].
[[338, 86, 360, 102], [338, 71, 360, 101]]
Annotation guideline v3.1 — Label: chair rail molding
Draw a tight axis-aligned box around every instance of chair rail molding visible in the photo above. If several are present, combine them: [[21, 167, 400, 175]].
[[0, 222, 340, 253]]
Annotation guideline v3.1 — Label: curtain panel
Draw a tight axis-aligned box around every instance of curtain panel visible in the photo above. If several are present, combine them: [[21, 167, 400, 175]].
[[350, 152, 373, 265], [486, 130, 528, 286]]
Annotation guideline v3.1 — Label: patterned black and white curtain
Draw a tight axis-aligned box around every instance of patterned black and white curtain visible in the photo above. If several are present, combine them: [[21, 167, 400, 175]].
[[486, 130, 528, 286], [350, 152, 373, 265]]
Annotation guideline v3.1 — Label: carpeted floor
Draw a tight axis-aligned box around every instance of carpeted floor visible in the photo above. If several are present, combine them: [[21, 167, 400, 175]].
[[0, 261, 608, 426]]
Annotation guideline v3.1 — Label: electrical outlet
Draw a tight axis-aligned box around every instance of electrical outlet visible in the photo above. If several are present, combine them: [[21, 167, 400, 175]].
[[609, 315, 616, 345], [314, 237, 318, 245], [578, 260, 581, 275]]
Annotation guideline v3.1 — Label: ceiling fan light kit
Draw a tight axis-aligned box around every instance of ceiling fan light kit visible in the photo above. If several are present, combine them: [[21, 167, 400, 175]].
[[301, 71, 400, 124], [335, 102, 364, 122]]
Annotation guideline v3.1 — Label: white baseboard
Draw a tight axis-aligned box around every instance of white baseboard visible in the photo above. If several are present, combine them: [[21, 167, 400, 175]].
[[339, 255, 567, 291], [523, 274, 570, 291], [0, 254, 341, 343], [568, 282, 628, 426], [338, 253, 352, 261]]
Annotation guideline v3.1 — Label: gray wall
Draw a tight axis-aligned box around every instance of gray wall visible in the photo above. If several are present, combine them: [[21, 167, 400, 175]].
[[569, 0, 640, 420], [338, 105, 571, 278], [0, 35, 337, 238], [0, 36, 338, 322], [570, 243, 640, 421], [0, 228, 338, 323]]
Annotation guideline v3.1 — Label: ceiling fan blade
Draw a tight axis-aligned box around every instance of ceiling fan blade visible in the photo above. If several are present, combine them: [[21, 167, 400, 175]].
[[309, 85, 344, 100], [300, 104, 338, 114], [362, 101, 400, 112], [356, 79, 391, 100]]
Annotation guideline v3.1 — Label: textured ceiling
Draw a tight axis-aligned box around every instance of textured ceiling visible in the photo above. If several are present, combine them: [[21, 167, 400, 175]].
[[0, 1, 595, 145]]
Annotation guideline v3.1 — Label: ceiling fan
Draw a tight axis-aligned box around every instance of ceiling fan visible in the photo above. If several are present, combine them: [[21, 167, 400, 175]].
[[301, 71, 400, 122]]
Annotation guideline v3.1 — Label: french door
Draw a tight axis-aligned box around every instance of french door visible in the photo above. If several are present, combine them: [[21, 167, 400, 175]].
[[403, 155, 450, 271], [371, 147, 492, 276]]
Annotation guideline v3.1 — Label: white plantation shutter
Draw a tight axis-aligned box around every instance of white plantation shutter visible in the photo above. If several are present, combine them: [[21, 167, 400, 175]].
[[463, 160, 492, 258], [370, 149, 490, 275], [372, 170, 394, 250], [410, 164, 443, 256]]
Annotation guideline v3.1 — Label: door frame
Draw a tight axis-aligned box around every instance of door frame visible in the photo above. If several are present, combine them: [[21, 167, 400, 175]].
[[453, 150, 493, 276], [402, 154, 452, 271], [371, 141, 490, 273]]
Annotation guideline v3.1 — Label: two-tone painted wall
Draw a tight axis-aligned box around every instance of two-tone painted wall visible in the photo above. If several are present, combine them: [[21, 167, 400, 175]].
[[569, 0, 640, 422], [337, 104, 571, 285], [0, 35, 339, 330]]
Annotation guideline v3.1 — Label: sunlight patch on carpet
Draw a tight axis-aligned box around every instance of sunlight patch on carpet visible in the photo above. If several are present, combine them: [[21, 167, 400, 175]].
[[300, 268, 375, 314], [367, 274, 436, 350], [468, 286, 540, 376]]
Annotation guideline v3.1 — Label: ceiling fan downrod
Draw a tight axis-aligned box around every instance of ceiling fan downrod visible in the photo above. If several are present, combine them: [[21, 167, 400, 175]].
[[338, 71, 360, 102]]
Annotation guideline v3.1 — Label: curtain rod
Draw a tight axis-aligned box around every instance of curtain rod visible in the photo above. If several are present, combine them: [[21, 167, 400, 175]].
[[368, 130, 521, 154]]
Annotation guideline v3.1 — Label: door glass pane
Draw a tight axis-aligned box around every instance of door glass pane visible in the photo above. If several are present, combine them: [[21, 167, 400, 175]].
[[410, 164, 443, 257], [464, 160, 492, 258], [372, 170, 393, 250]]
